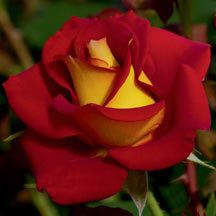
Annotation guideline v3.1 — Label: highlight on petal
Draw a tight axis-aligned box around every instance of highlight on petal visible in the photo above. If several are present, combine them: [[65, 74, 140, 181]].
[[64, 56, 116, 106], [87, 37, 119, 68], [106, 66, 155, 108]]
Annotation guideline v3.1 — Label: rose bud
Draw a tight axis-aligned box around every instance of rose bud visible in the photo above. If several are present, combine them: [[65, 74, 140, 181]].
[[3, 11, 210, 204]]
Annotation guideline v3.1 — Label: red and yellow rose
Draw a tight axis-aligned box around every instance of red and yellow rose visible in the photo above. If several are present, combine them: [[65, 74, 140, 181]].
[[3, 11, 210, 204]]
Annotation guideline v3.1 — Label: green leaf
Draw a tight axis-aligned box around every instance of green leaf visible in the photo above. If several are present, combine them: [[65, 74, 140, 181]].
[[206, 193, 216, 216], [123, 171, 148, 216], [21, 2, 114, 49]]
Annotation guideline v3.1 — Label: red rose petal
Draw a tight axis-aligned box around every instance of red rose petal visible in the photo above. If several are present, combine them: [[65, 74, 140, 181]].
[[109, 128, 194, 170], [175, 64, 210, 130], [3, 63, 81, 138], [22, 131, 127, 204], [74, 20, 106, 61], [42, 17, 88, 99], [105, 18, 134, 64], [146, 27, 210, 97], [118, 11, 150, 75]]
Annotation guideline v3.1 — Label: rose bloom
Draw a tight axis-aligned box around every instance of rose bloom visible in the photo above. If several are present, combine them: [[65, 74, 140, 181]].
[[3, 11, 210, 204]]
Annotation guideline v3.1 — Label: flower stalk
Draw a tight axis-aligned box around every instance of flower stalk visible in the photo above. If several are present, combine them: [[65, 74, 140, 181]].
[[146, 192, 164, 216], [182, 162, 206, 216]]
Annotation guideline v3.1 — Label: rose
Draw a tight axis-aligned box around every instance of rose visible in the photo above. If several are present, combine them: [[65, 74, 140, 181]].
[[3, 11, 210, 204]]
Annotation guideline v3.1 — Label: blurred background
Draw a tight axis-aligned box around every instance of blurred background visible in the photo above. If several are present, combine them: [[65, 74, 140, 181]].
[[0, 0, 216, 215]]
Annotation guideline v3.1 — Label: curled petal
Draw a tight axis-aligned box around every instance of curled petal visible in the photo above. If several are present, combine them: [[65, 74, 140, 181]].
[[64, 56, 116, 106], [53, 95, 165, 148], [42, 17, 88, 97], [53, 94, 165, 121], [118, 11, 151, 75]]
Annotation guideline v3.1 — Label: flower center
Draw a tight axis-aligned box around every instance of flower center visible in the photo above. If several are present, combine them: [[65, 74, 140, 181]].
[[64, 37, 156, 108], [87, 37, 119, 69]]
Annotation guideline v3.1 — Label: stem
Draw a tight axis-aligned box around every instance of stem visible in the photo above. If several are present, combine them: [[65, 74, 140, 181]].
[[146, 192, 164, 216], [0, 0, 33, 68], [177, 0, 193, 38], [25, 175, 60, 216], [182, 162, 206, 216]]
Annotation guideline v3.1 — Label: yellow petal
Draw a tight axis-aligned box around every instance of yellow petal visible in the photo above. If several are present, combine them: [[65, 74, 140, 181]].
[[87, 37, 119, 68], [75, 107, 165, 148], [138, 71, 153, 86], [64, 56, 116, 106], [106, 66, 155, 108]]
